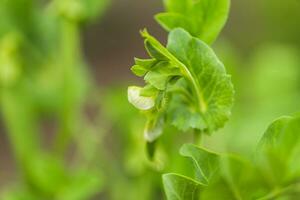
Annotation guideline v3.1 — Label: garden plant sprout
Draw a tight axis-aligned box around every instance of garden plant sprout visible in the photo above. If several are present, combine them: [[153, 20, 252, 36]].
[[0, 0, 300, 199], [128, 0, 300, 199]]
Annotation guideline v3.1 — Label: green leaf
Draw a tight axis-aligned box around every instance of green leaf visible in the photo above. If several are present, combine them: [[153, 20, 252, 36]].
[[131, 65, 148, 77], [163, 144, 269, 200], [156, 0, 230, 44], [144, 61, 181, 90], [168, 104, 207, 132], [163, 144, 219, 200], [134, 57, 158, 69], [131, 58, 158, 77], [257, 115, 300, 185], [163, 173, 203, 200], [167, 28, 234, 133], [180, 144, 220, 185], [128, 28, 234, 138], [144, 40, 168, 60]]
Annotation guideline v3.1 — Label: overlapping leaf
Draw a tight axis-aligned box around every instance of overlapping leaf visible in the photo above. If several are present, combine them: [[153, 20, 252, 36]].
[[162, 115, 300, 200], [257, 114, 300, 185], [162, 144, 219, 200], [163, 144, 267, 200], [128, 28, 234, 141], [156, 0, 230, 44]]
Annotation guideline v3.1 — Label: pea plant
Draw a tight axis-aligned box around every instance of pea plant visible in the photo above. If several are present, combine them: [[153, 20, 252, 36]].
[[128, 0, 300, 199]]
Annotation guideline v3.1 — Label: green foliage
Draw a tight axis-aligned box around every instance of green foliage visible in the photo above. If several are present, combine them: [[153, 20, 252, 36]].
[[1, 0, 300, 199], [156, 0, 230, 44], [128, 0, 300, 199], [163, 144, 264, 199], [163, 114, 300, 199], [257, 115, 300, 186], [128, 28, 234, 142]]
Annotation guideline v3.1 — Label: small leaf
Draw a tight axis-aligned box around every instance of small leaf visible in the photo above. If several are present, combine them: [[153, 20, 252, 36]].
[[144, 61, 181, 90], [131, 65, 148, 77], [134, 58, 158, 69], [145, 40, 168, 61]]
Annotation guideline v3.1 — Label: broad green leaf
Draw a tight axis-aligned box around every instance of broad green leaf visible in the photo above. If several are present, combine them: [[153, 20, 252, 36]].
[[128, 28, 234, 139], [163, 144, 219, 200], [257, 115, 300, 185], [166, 29, 234, 133], [156, 0, 230, 44], [163, 173, 203, 200], [163, 144, 269, 200], [218, 155, 269, 199], [180, 144, 220, 185]]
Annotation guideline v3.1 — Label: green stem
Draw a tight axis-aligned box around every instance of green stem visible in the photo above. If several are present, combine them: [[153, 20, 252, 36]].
[[179, 65, 207, 113], [54, 18, 82, 155]]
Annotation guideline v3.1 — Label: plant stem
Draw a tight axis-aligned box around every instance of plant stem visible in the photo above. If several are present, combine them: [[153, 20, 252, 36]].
[[54, 18, 82, 155]]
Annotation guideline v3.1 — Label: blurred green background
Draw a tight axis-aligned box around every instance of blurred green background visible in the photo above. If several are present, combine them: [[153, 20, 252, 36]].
[[0, 0, 300, 199]]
